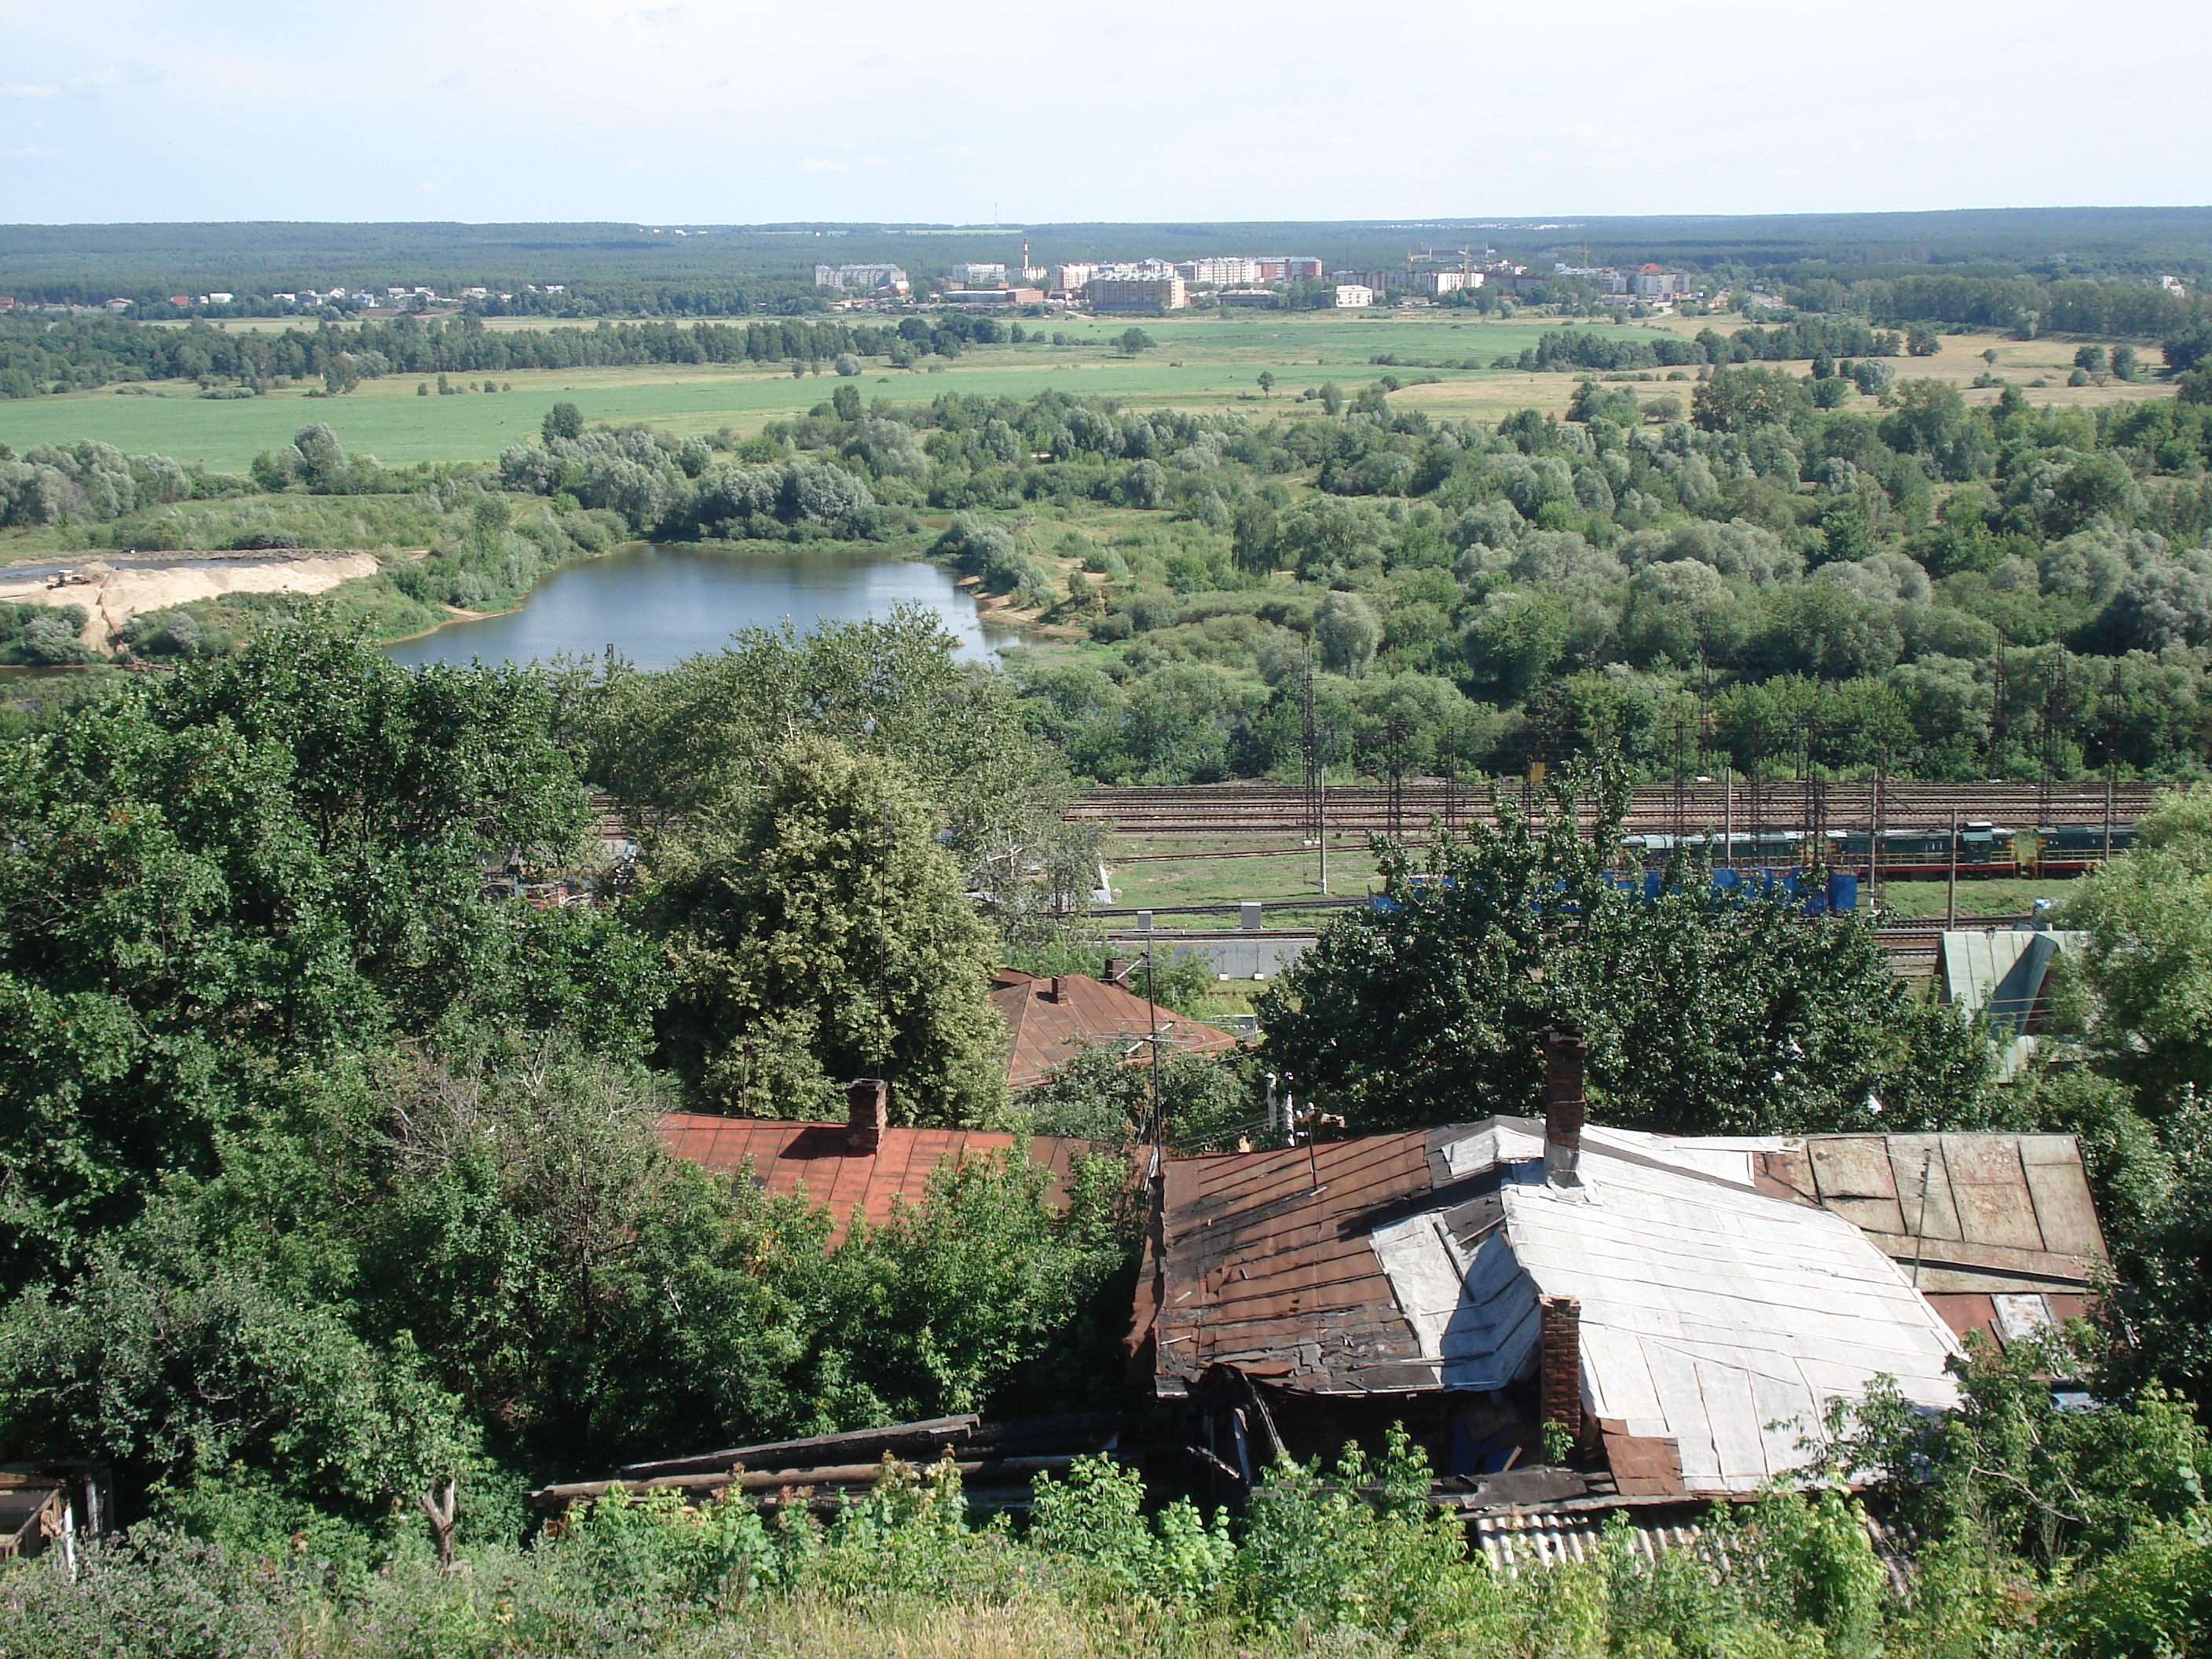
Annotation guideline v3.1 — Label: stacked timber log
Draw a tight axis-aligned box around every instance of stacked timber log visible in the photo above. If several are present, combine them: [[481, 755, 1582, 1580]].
[[527, 1411, 1126, 1516]]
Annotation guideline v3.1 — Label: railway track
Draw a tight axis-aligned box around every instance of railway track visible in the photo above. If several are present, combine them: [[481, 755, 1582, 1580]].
[[1069, 781, 2158, 838]]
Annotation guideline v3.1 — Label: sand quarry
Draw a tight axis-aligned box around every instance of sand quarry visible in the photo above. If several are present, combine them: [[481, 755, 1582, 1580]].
[[0, 551, 386, 651]]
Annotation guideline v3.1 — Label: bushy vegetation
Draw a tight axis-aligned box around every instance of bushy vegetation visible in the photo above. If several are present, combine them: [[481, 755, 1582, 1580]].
[[7, 1405, 2208, 1657], [0, 621, 1130, 1540], [950, 370, 2212, 786]]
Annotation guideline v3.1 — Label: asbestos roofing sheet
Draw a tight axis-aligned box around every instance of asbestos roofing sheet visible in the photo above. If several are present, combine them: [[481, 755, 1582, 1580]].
[[1439, 1121, 1547, 1178], [1884, 1137, 1962, 1243], [1369, 1213, 1467, 1357], [1494, 1153, 1959, 1489], [2021, 1158, 2107, 1260], [1809, 1138, 1907, 1235], [1589, 1127, 1764, 1188]]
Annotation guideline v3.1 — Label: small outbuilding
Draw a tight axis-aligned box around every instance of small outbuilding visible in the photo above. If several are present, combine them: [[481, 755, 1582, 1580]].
[[1127, 1027, 2108, 1503], [990, 968, 1240, 1091]]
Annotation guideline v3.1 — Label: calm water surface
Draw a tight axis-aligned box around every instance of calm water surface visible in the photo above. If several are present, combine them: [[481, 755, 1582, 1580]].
[[383, 544, 1013, 669]]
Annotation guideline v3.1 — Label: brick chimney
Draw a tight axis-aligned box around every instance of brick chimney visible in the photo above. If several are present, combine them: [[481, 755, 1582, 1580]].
[[1539, 1294, 1584, 1446], [1046, 975, 1062, 1004], [1104, 958, 1130, 986], [844, 1078, 888, 1153], [1540, 1024, 1588, 1188]]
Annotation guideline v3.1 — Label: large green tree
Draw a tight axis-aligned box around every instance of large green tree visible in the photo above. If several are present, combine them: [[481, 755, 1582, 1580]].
[[643, 735, 1008, 1124], [2056, 784, 2212, 1107], [1258, 767, 1994, 1134], [0, 621, 655, 1295], [578, 607, 1090, 936]]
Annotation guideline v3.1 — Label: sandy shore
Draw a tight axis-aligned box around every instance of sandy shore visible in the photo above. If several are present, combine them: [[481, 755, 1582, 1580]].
[[0, 552, 390, 650]]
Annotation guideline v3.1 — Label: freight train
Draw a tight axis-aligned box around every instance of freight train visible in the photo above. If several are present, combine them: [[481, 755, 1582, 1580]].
[[1620, 821, 2136, 879]]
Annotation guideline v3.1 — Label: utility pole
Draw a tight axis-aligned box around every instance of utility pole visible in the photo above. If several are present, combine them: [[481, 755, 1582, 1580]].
[[1946, 810, 1959, 929], [1722, 764, 1734, 875], [1143, 948, 1165, 1163], [1671, 707, 1690, 855], [1301, 654, 1327, 895], [1870, 752, 1884, 913], [2103, 663, 2122, 867]]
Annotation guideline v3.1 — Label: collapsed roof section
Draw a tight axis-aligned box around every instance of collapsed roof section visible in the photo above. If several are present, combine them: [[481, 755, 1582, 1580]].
[[1132, 1098, 2107, 1498]]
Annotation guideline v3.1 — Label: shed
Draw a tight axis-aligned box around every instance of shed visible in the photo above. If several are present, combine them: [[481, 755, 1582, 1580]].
[[991, 969, 1239, 1091], [1128, 1030, 2108, 1500], [1936, 928, 2086, 1080], [0, 1462, 112, 1566]]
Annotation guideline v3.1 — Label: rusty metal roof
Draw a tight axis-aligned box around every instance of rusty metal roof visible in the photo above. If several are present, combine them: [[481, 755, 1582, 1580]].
[[1754, 1131, 2105, 1285], [1131, 1129, 1441, 1396], [991, 970, 1240, 1090], [658, 1114, 1089, 1245], [1135, 1119, 2108, 1496]]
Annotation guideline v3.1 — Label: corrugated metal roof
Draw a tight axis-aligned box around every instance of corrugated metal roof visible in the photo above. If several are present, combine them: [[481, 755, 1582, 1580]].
[[1136, 1116, 2108, 1496], [1937, 929, 2086, 1078], [1364, 1126, 1963, 1495], [991, 970, 1240, 1090], [658, 1114, 1089, 1245], [1467, 1500, 1912, 1586]]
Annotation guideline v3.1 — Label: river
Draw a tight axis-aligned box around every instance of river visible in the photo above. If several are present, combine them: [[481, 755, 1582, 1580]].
[[382, 542, 1013, 669]]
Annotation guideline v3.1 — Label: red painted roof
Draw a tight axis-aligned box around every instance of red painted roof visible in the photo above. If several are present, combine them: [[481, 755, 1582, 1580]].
[[991, 970, 1240, 1090], [657, 1112, 1089, 1245]]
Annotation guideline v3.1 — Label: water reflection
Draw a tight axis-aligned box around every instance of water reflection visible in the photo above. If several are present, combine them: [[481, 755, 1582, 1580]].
[[383, 543, 1012, 669]]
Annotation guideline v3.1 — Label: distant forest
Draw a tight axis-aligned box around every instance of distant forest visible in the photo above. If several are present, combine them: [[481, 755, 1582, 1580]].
[[2, 207, 2209, 319]]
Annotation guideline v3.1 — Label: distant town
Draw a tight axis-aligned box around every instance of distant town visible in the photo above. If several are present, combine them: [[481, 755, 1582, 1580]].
[[815, 242, 1705, 315], [0, 244, 1713, 321]]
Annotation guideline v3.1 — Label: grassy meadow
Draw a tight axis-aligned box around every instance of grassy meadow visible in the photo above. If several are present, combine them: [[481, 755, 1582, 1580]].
[[7, 307, 2160, 475]]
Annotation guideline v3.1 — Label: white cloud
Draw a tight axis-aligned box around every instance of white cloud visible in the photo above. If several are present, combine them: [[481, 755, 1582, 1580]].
[[5, 85, 60, 97]]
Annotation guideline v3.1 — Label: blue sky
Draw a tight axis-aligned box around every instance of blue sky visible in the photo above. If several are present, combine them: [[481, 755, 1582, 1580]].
[[3, 0, 2207, 224]]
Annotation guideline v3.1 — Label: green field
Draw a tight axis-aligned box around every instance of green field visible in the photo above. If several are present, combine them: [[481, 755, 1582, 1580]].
[[0, 312, 1673, 473], [1870, 873, 2078, 921], [1109, 843, 1383, 910]]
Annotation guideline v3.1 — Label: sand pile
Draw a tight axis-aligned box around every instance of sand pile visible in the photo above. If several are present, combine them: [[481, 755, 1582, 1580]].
[[0, 552, 387, 650]]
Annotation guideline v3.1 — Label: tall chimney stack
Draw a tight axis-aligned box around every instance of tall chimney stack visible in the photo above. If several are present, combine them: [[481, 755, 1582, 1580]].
[[1540, 1024, 1588, 1188], [1539, 1294, 1584, 1447], [845, 1077, 888, 1153]]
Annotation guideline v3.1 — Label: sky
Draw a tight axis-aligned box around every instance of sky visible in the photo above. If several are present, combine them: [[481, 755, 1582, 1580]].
[[3, 0, 2208, 225]]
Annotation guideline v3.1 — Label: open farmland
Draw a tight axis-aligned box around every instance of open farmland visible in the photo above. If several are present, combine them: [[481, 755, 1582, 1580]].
[[6, 308, 2166, 474]]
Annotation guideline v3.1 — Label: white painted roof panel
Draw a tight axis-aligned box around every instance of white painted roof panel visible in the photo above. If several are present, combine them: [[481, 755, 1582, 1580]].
[[1374, 1122, 1964, 1493]]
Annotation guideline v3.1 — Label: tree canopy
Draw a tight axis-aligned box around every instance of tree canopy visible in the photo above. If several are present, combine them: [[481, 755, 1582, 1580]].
[[642, 736, 1009, 1125], [1258, 768, 1992, 1135]]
